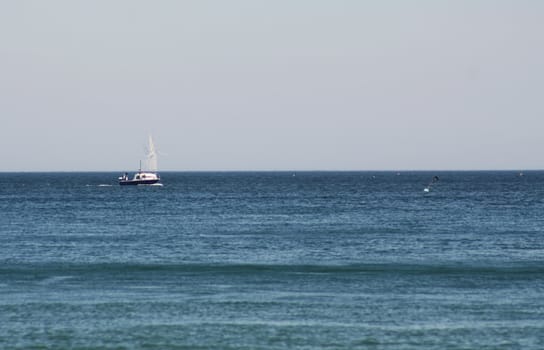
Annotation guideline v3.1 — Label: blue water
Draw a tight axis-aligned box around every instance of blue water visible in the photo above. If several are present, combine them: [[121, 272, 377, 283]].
[[1, 171, 543, 349]]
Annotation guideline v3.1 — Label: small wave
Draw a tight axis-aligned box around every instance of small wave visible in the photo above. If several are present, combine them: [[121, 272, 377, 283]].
[[3, 262, 543, 277], [38, 275, 74, 285], [98, 184, 113, 187]]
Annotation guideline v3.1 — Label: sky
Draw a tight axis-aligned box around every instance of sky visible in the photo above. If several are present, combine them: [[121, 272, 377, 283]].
[[1, 1, 543, 171]]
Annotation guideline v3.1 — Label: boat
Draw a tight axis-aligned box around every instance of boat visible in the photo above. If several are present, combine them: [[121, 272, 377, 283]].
[[119, 136, 161, 186]]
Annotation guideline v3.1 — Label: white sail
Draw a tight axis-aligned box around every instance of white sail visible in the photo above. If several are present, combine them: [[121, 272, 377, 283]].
[[145, 135, 158, 172]]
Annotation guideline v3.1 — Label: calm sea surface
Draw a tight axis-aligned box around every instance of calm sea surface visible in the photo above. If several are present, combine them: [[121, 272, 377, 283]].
[[1, 171, 543, 349]]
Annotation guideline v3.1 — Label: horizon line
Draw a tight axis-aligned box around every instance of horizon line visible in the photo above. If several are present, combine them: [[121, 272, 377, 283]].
[[0, 168, 539, 173]]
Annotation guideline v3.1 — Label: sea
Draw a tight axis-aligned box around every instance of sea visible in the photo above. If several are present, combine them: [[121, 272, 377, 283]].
[[1, 171, 543, 349]]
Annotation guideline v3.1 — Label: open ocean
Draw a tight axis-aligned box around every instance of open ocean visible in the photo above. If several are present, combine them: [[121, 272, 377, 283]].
[[1, 171, 543, 349]]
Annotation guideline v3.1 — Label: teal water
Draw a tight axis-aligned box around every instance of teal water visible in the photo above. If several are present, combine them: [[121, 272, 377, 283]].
[[1, 171, 543, 349]]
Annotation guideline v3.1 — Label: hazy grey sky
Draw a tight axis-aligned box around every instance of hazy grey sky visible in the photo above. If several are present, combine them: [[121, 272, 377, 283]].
[[1, 1, 543, 171]]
